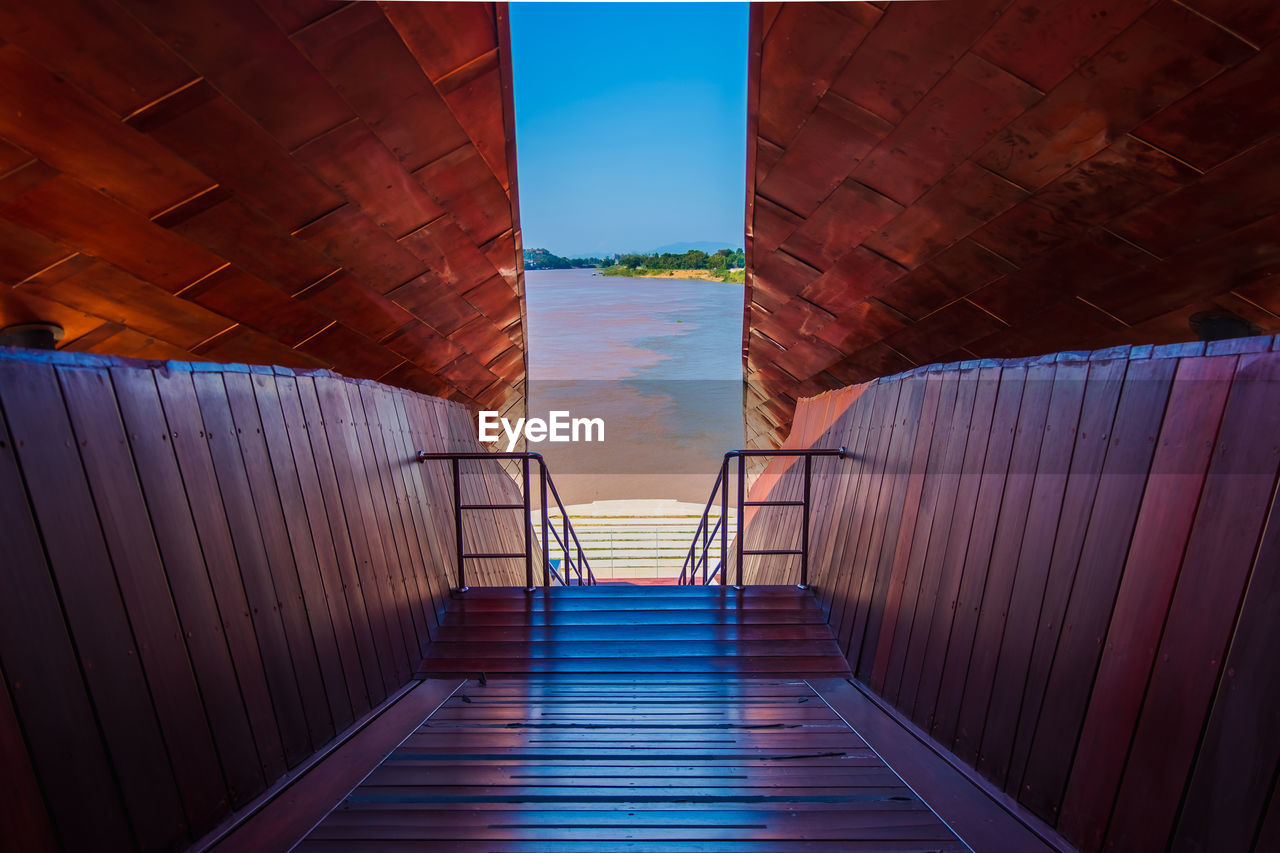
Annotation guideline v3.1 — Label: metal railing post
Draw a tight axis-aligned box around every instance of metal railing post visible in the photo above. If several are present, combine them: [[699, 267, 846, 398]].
[[540, 461, 550, 587], [522, 456, 533, 591], [452, 457, 466, 591], [735, 454, 745, 589], [720, 457, 729, 586], [800, 454, 812, 589], [702, 504, 709, 585]]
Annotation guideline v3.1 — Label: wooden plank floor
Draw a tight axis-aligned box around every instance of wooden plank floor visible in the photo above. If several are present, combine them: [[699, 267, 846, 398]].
[[417, 585, 854, 679], [298, 676, 969, 852]]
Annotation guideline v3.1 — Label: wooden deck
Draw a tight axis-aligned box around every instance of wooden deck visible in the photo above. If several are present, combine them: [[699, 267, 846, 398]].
[[208, 586, 1068, 851], [297, 676, 968, 852]]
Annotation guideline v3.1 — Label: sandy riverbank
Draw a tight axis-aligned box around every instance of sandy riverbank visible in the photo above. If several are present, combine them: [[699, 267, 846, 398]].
[[599, 268, 743, 282]]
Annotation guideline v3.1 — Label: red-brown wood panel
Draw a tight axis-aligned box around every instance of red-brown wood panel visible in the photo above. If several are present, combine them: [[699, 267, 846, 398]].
[[315, 374, 414, 688], [1, 345, 527, 851], [746, 338, 1280, 852], [119, 0, 353, 151], [851, 374, 930, 678], [0, 661, 58, 853], [0, 370, 135, 852], [950, 359, 1056, 764], [221, 370, 336, 749], [190, 369, 317, 768], [110, 365, 268, 806], [0, 42, 211, 216], [839, 379, 911, 664], [929, 364, 1027, 744], [1055, 354, 1236, 848], [895, 365, 982, 717], [745, 1, 1280, 451], [1105, 351, 1280, 853], [153, 367, 291, 781], [57, 364, 230, 835], [820, 381, 885, 632], [974, 358, 1088, 786], [881, 371, 962, 706], [0, 0, 198, 118], [293, 374, 392, 708], [1171, 475, 1280, 851], [0, 358, 186, 851], [910, 364, 1003, 732], [1, 174, 224, 291], [252, 370, 357, 732], [348, 381, 429, 664], [1004, 357, 1128, 791], [1018, 355, 1176, 822], [869, 370, 946, 690]]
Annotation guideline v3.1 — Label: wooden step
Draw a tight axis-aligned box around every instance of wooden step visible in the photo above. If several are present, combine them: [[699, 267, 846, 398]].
[[419, 585, 851, 680]]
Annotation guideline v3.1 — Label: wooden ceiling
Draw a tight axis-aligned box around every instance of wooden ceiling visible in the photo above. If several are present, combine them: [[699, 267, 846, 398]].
[[744, 0, 1280, 448], [0, 0, 525, 415]]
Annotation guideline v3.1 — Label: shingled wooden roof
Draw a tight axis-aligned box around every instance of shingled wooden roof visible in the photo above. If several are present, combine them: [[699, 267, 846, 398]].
[[0, 0, 525, 416], [744, 0, 1280, 448]]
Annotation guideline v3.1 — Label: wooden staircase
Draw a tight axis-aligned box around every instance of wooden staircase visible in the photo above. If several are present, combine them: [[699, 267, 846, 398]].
[[418, 585, 853, 679]]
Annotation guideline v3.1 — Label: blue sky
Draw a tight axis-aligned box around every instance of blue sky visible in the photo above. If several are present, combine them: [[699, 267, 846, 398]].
[[509, 3, 748, 257]]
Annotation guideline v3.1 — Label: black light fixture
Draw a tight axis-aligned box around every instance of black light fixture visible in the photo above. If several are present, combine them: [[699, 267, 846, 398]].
[[0, 322, 65, 350], [1188, 309, 1260, 343]]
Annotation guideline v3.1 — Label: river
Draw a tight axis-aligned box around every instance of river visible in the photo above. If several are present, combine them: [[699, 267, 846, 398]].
[[523, 268, 746, 504]]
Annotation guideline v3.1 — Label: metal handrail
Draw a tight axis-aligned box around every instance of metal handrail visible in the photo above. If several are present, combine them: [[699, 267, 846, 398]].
[[415, 451, 595, 591], [678, 447, 849, 588]]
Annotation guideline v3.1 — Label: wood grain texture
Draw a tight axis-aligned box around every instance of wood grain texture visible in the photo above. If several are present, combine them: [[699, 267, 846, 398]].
[[744, 1, 1280, 450], [0, 348, 525, 852], [740, 337, 1280, 852], [0, 1, 526, 415], [300, 676, 967, 851]]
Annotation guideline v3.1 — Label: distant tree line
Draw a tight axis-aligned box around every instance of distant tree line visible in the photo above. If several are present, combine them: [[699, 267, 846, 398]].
[[523, 247, 747, 273], [523, 248, 612, 270], [615, 248, 745, 271]]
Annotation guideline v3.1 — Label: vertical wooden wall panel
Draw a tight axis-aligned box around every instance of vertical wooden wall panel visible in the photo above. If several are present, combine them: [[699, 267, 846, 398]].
[[221, 369, 336, 750], [57, 364, 229, 835], [1170, 474, 1280, 852], [291, 374, 388, 709], [0, 386, 135, 851], [250, 370, 355, 733], [0, 662, 59, 853], [1105, 351, 1280, 853], [1057, 354, 1236, 849], [1004, 357, 1128, 793], [951, 359, 1056, 765], [882, 371, 961, 706], [0, 358, 185, 852], [911, 364, 1001, 732], [852, 374, 928, 678], [191, 369, 314, 768], [155, 366, 290, 782], [111, 365, 268, 806], [869, 369, 944, 689], [312, 373, 408, 691], [0, 348, 526, 851], [741, 336, 1280, 852], [976, 359, 1087, 786], [1019, 356, 1176, 822], [930, 363, 1026, 745], [839, 379, 907, 663]]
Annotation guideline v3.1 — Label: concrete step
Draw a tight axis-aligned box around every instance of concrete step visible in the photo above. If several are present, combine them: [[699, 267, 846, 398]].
[[537, 499, 736, 582]]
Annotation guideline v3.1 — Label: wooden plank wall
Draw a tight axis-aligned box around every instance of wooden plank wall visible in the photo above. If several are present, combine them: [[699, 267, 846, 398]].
[[0, 0, 526, 418], [741, 334, 1280, 852], [743, 1, 1280, 450], [0, 348, 525, 853]]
